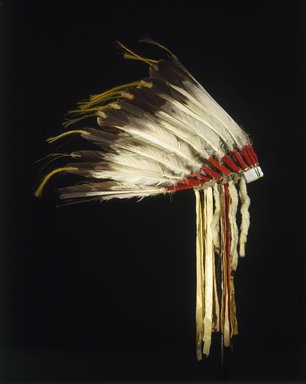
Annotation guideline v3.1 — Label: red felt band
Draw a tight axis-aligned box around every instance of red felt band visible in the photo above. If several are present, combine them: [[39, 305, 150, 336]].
[[222, 155, 241, 173], [166, 185, 193, 192], [231, 150, 248, 170], [247, 145, 259, 164], [166, 175, 209, 192], [201, 165, 222, 180], [208, 157, 232, 176], [177, 178, 203, 187], [176, 179, 192, 186], [193, 173, 212, 182], [240, 146, 253, 166], [245, 145, 256, 165], [253, 148, 259, 164]]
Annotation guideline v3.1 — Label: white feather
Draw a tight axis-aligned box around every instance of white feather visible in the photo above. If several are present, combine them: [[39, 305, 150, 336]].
[[91, 165, 175, 187], [103, 151, 181, 181], [181, 81, 250, 147], [157, 92, 233, 148], [113, 115, 202, 171], [158, 119, 208, 157], [113, 142, 191, 178], [61, 184, 167, 200], [157, 106, 223, 157]]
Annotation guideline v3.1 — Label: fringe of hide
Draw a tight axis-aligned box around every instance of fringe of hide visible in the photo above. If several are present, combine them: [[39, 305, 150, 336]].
[[239, 177, 251, 257], [195, 179, 251, 359], [195, 189, 204, 361], [229, 181, 239, 271], [212, 184, 221, 253]]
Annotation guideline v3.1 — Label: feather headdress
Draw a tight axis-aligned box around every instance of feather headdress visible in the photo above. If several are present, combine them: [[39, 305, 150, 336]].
[[35, 40, 263, 360]]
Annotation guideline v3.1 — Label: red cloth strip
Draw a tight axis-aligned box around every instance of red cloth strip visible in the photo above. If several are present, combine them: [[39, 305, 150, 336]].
[[201, 165, 222, 180], [240, 146, 253, 166], [231, 150, 248, 170], [208, 157, 231, 176], [222, 155, 241, 173]]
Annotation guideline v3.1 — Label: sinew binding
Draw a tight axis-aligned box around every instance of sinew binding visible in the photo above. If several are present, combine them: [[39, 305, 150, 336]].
[[35, 39, 263, 360]]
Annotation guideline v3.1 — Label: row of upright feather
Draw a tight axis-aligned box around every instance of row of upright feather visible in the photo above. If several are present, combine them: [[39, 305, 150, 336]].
[[35, 39, 257, 202]]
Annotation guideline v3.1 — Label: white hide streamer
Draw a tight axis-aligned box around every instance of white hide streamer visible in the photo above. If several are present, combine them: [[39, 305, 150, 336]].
[[228, 181, 239, 270], [239, 177, 251, 257], [202, 187, 214, 357], [195, 186, 217, 359], [195, 189, 204, 361], [212, 184, 221, 252]]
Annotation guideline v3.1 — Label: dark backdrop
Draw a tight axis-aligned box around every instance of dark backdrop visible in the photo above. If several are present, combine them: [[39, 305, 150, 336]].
[[1, 0, 305, 382]]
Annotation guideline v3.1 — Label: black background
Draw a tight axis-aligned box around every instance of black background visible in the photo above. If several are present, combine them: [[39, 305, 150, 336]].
[[1, 0, 305, 382]]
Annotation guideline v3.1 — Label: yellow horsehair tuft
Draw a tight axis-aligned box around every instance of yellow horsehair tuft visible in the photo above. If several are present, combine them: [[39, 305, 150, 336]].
[[47, 130, 90, 143], [116, 40, 158, 66], [35, 167, 78, 198], [64, 81, 153, 127], [75, 80, 152, 112]]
